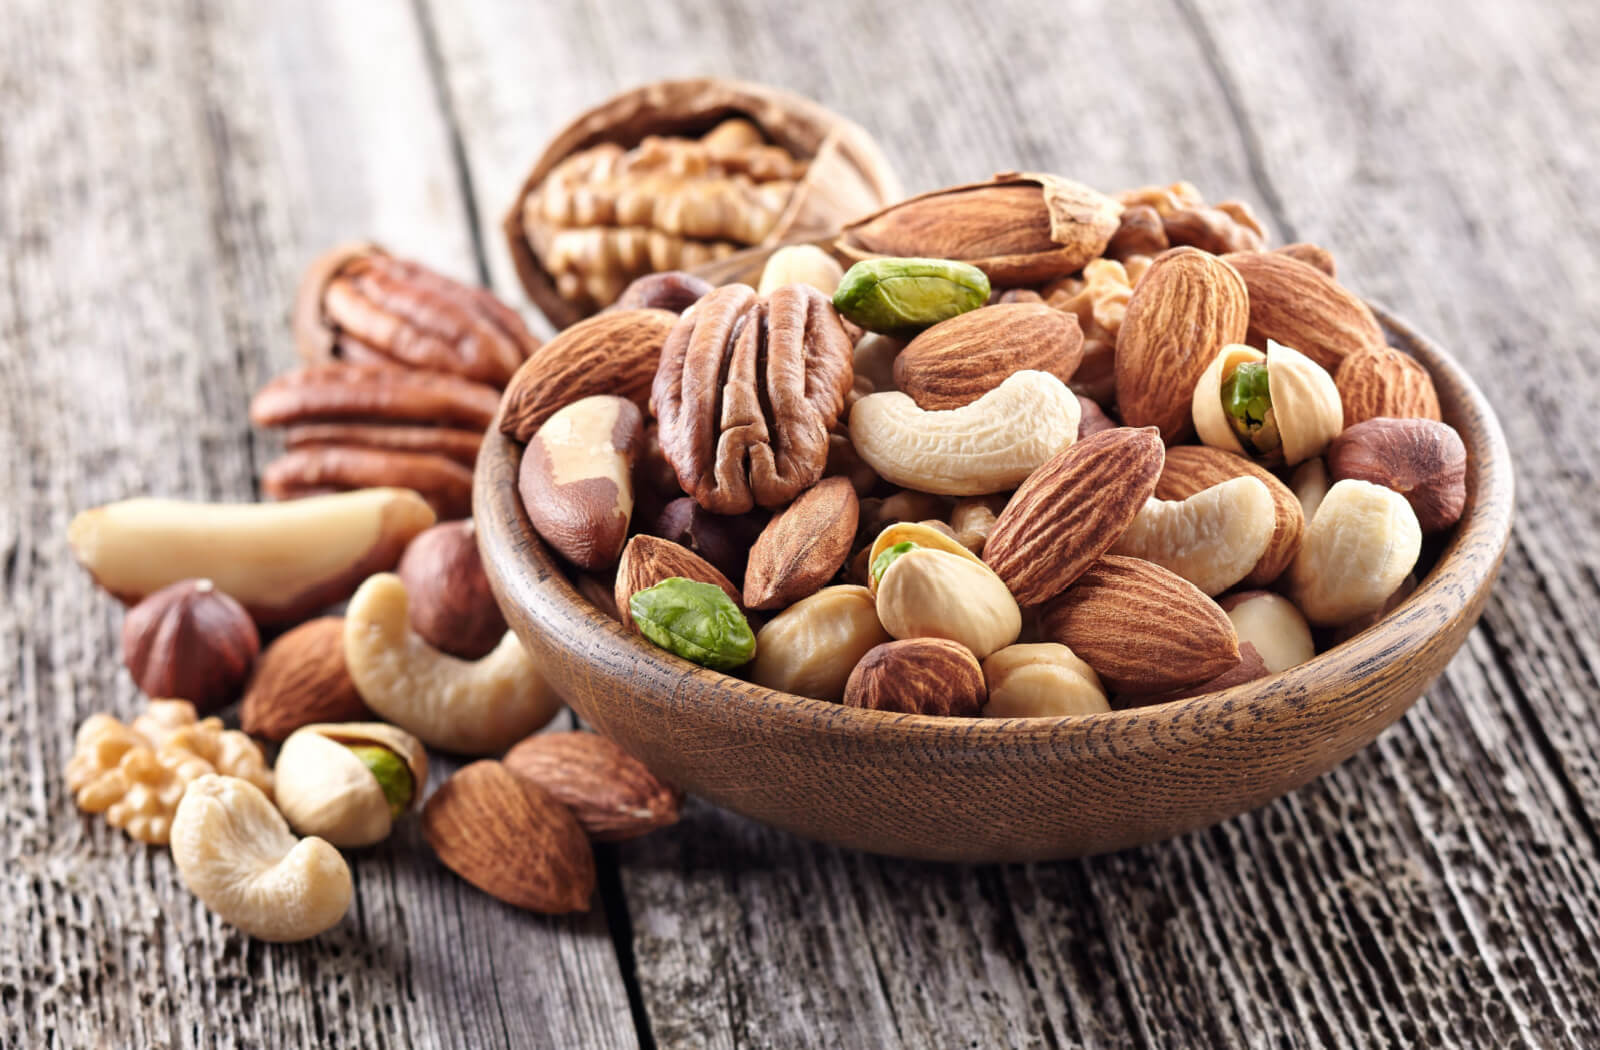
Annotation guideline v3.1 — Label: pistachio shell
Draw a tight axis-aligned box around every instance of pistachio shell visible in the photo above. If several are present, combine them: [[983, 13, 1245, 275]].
[[275, 722, 427, 847], [865, 520, 987, 596], [875, 547, 1021, 659], [1192, 344, 1264, 455], [750, 585, 891, 699], [1264, 341, 1344, 465]]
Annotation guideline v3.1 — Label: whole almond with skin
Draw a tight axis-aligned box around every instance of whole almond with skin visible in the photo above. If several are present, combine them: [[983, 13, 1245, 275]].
[[614, 535, 742, 632], [1223, 251, 1384, 373], [1275, 243, 1336, 277], [1115, 247, 1250, 442], [422, 760, 595, 914], [1155, 444, 1304, 586], [893, 303, 1084, 410], [239, 618, 373, 741], [1122, 642, 1270, 707], [743, 478, 860, 610], [519, 396, 644, 571], [1039, 555, 1240, 693], [983, 427, 1165, 606], [499, 309, 678, 442], [843, 638, 986, 717], [1334, 343, 1442, 426], [503, 731, 682, 842]]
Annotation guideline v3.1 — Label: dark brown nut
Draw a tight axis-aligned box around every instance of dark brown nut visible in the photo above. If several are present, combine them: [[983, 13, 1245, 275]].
[[575, 574, 623, 623], [609, 271, 714, 313], [652, 283, 854, 514], [293, 242, 537, 388], [893, 303, 1084, 411], [250, 364, 502, 431], [843, 638, 986, 717], [1119, 642, 1270, 707], [504, 731, 683, 842], [519, 396, 645, 571], [122, 579, 259, 711], [1106, 203, 1169, 258], [240, 618, 374, 741], [744, 478, 860, 610], [825, 432, 880, 498], [396, 521, 507, 660], [262, 447, 472, 521], [283, 423, 482, 467], [1328, 418, 1467, 533], [1075, 396, 1117, 439], [613, 535, 742, 632], [1163, 204, 1266, 255], [649, 498, 768, 583], [1275, 242, 1336, 277]]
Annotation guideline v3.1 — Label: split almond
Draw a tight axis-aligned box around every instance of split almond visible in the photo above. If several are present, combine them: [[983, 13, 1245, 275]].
[[893, 303, 1083, 410], [743, 478, 859, 610], [1223, 251, 1384, 373]]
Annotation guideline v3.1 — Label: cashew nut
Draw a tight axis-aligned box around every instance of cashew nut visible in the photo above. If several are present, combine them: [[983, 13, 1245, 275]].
[[1110, 476, 1276, 596], [982, 643, 1109, 718], [848, 370, 1080, 496], [750, 585, 891, 700], [1220, 591, 1316, 673], [170, 774, 351, 942], [344, 574, 563, 754], [1289, 479, 1422, 626]]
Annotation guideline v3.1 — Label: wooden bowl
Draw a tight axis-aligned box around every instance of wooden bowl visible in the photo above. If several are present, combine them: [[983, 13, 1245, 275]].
[[474, 307, 1513, 862]]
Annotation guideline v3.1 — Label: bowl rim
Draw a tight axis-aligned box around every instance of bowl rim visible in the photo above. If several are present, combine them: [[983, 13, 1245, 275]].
[[476, 303, 1514, 743]]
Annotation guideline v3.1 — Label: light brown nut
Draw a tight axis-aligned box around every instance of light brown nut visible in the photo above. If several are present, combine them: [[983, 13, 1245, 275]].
[[122, 579, 259, 712], [1192, 340, 1344, 466], [1328, 418, 1467, 533], [284, 423, 483, 467], [892, 303, 1083, 411], [758, 246, 845, 296], [250, 363, 502, 431], [1121, 641, 1271, 706], [824, 432, 880, 498], [397, 520, 508, 660], [1288, 479, 1423, 627], [838, 172, 1122, 285], [519, 395, 644, 571], [1038, 555, 1240, 693], [614, 535, 742, 632], [1291, 458, 1331, 525], [983, 427, 1165, 606], [504, 731, 682, 842], [1076, 396, 1117, 439], [852, 332, 904, 395], [1223, 251, 1385, 373], [263, 446, 473, 521], [1109, 476, 1276, 597], [1275, 243, 1336, 277], [1116, 181, 1206, 215], [610, 271, 713, 313], [1219, 592, 1316, 673], [1155, 445, 1304, 587], [68, 489, 436, 627], [275, 723, 427, 848], [652, 283, 854, 513], [1115, 247, 1250, 441], [239, 618, 373, 741], [647, 498, 768, 584], [743, 478, 859, 610], [875, 547, 1021, 660], [750, 585, 891, 700], [1162, 205, 1265, 255], [499, 309, 678, 441], [843, 638, 986, 717], [949, 496, 1007, 556], [1106, 204, 1169, 258], [981, 643, 1108, 718], [423, 761, 595, 913], [1334, 344, 1443, 427]]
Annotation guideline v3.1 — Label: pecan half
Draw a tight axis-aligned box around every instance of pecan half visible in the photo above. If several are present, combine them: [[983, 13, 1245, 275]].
[[283, 423, 482, 467], [250, 364, 501, 431], [262, 447, 473, 520], [651, 284, 853, 514], [293, 242, 538, 388]]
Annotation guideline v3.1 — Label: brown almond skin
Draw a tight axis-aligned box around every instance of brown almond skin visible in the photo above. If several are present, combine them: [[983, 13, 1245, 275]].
[[1156, 445, 1305, 586], [983, 427, 1165, 607], [519, 396, 644, 571], [239, 618, 373, 741], [397, 520, 507, 659], [122, 580, 259, 712], [1121, 642, 1271, 707], [743, 478, 860, 610], [1039, 555, 1240, 694], [1328, 418, 1467, 533], [1275, 243, 1336, 278], [893, 303, 1084, 411], [499, 309, 677, 442], [503, 732, 683, 842], [1115, 247, 1250, 442], [843, 638, 986, 717], [423, 761, 595, 914], [1224, 251, 1384, 373], [613, 535, 742, 632], [1334, 343, 1443, 427]]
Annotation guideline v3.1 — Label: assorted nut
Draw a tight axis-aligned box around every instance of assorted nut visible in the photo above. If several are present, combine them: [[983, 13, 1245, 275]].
[[122, 579, 259, 712], [239, 617, 373, 741], [519, 395, 645, 570], [274, 723, 426, 847], [503, 731, 683, 842]]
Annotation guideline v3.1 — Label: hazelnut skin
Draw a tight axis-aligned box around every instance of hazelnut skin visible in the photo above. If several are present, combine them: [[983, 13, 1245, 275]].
[[121, 578, 259, 711], [396, 520, 507, 660], [1327, 417, 1466, 533]]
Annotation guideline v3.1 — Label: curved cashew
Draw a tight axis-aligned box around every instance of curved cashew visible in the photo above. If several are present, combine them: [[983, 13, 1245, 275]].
[[344, 574, 563, 754], [848, 370, 1080, 496], [170, 774, 351, 942], [1110, 476, 1275, 596], [1289, 479, 1422, 626]]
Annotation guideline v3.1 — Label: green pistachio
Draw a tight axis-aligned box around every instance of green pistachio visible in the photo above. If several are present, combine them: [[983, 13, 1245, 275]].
[[629, 577, 756, 670], [832, 257, 990, 333], [870, 541, 919, 585], [348, 745, 414, 818], [1221, 361, 1279, 453]]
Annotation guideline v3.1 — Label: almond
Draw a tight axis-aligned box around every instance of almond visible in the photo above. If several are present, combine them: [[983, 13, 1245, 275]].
[[238, 618, 373, 741], [1038, 555, 1240, 693], [1121, 642, 1270, 706], [1223, 251, 1384, 373], [503, 731, 682, 842], [1333, 343, 1442, 427], [613, 535, 742, 632], [422, 760, 595, 914], [893, 303, 1084, 410], [743, 478, 859, 610], [842, 637, 986, 717], [1274, 242, 1336, 277], [1114, 247, 1250, 441], [499, 308, 678, 441], [983, 427, 1165, 606], [1155, 445, 1304, 586], [519, 395, 644, 571]]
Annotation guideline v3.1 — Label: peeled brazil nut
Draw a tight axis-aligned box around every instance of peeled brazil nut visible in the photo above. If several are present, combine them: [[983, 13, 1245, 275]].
[[750, 585, 891, 700], [1109, 476, 1277, 597], [875, 547, 1021, 660], [1288, 479, 1422, 627], [832, 257, 990, 333], [519, 395, 644, 571]]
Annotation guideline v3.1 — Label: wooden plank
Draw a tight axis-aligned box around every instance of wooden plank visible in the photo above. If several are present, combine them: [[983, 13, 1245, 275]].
[[0, 2, 636, 1047]]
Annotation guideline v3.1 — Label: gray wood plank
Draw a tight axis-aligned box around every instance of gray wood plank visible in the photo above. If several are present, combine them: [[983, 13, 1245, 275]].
[[0, 2, 636, 1047]]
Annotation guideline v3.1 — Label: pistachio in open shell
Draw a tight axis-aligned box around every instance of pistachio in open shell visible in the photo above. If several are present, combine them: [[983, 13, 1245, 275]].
[[1193, 340, 1343, 465]]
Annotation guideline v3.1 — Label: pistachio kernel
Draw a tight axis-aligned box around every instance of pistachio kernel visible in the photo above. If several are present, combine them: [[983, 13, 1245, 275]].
[[1220, 361, 1280, 454], [870, 541, 919, 585], [348, 745, 414, 818], [832, 257, 990, 333], [629, 577, 756, 671]]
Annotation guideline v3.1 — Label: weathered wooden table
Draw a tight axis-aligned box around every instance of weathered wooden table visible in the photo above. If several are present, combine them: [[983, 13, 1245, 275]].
[[4, 0, 1597, 1046]]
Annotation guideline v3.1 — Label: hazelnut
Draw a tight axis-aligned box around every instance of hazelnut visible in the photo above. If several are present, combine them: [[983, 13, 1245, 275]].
[[843, 637, 986, 717], [396, 520, 507, 660], [1327, 417, 1467, 533], [121, 579, 259, 711]]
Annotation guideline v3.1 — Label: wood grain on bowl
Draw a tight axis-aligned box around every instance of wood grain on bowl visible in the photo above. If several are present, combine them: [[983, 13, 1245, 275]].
[[474, 307, 1513, 862]]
